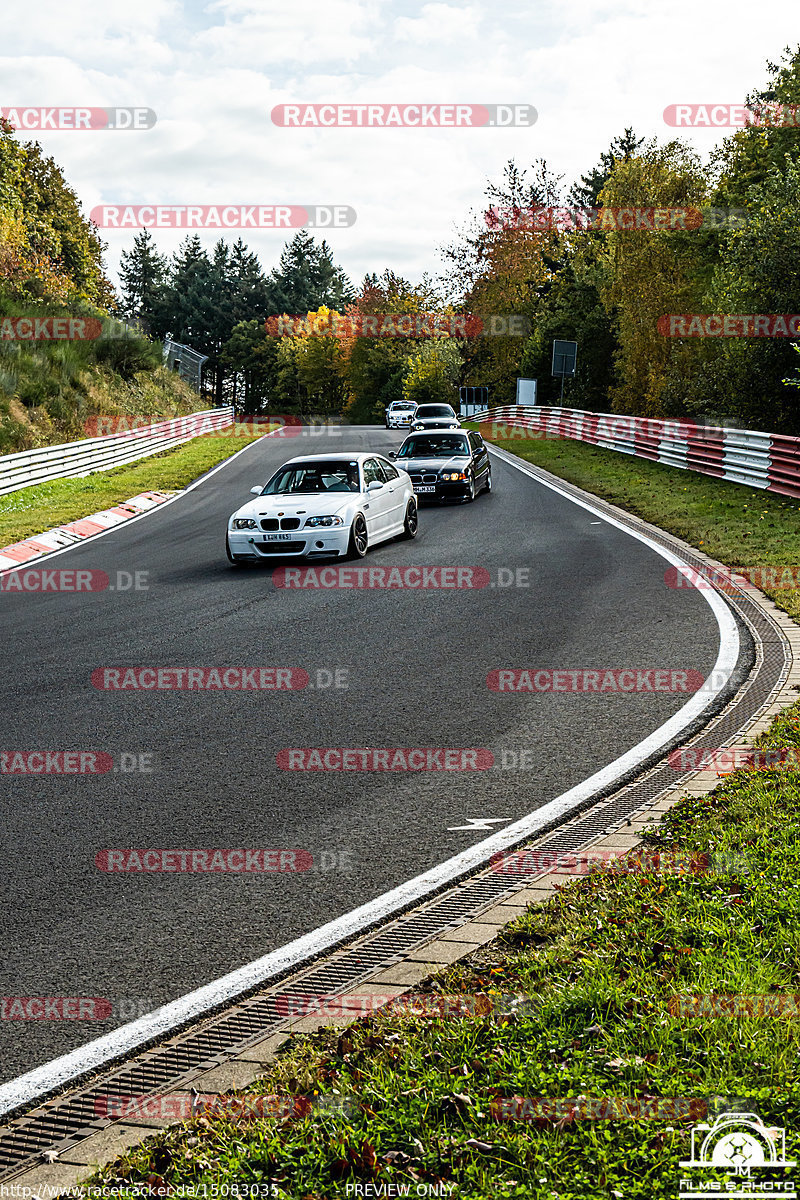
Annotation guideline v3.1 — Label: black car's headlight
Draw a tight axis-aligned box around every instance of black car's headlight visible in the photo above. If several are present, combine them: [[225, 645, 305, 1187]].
[[304, 515, 344, 528], [233, 518, 257, 529], [441, 471, 468, 481]]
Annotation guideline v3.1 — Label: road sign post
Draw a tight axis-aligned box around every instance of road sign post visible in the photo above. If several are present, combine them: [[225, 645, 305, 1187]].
[[459, 386, 489, 417], [551, 340, 577, 403]]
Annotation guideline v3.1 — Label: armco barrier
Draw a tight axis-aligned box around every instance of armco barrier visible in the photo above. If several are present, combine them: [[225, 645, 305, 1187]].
[[472, 405, 800, 499], [0, 407, 233, 497]]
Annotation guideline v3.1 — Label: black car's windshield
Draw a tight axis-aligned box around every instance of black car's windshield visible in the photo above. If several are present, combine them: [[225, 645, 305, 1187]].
[[415, 405, 455, 418], [398, 436, 470, 458], [262, 461, 361, 494]]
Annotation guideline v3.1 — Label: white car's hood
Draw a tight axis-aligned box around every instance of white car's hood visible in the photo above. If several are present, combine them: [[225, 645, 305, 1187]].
[[232, 492, 358, 521]]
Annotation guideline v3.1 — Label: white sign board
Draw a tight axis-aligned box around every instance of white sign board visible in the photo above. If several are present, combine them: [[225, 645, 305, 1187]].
[[516, 378, 537, 406]]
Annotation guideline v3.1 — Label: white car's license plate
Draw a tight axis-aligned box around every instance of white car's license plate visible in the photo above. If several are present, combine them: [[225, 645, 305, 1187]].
[[263, 533, 292, 541], [414, 485, 436, 493]]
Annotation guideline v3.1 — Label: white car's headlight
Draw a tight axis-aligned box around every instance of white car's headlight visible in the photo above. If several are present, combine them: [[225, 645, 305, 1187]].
[[304, 515, 344, 528], [233, 518, 257, 529]]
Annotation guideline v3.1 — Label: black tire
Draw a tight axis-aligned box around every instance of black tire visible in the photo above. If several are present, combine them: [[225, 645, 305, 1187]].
[[463, 475, 476, 503], [226, 532, 244, 567], [483, 468, 492, 495], [347, 513, 369, 559], [402, 498, 418, 539]]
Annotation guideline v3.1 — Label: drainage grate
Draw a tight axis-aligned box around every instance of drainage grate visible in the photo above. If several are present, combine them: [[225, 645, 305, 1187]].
[[0, 461, 791, 1179]]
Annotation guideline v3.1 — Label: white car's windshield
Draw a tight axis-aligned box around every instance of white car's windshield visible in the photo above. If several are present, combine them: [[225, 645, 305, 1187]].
[[262, 461, 361, 494], [399, 436, 470, 458]]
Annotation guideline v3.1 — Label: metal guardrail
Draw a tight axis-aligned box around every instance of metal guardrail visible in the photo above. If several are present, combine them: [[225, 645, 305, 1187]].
[[0, 407, 234, 498], [471, 405, 800, 500]]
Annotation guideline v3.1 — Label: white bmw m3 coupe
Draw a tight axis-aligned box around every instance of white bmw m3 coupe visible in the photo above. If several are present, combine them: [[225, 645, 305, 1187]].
[[226, 452, 418, 564]]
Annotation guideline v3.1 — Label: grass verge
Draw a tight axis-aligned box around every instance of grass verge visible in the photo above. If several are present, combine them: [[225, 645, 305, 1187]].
[[471, 429, 800, 621], [87, 700, 800, 1199], [0, 430, 270, 547]]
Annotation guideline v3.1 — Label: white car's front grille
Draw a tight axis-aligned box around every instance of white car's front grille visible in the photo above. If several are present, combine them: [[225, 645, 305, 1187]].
[[260, 518, 301, 531]]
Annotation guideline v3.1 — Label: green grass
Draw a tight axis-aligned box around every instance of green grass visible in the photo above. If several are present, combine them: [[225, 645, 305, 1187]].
[[0, 430, 269, 547], [87, 703, 800, 1199], [471, 427, 800, 621]]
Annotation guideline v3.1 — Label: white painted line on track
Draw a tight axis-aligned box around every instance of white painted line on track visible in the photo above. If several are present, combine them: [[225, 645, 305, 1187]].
[[447, 817, 512, 831], [0, 438, 741, 1117]]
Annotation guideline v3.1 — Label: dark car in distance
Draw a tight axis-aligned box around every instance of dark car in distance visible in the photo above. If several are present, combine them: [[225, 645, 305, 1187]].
[[409, 403, 461, 431], [390, 430, 492, 502]]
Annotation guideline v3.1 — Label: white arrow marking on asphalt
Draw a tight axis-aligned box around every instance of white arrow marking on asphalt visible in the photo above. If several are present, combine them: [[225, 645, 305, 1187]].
[[447, 817, 511, 832]]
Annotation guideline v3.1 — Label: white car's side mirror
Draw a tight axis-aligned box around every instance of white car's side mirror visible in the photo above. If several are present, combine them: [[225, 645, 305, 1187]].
[[367, 479, 384, 492], [250, 486, 262, 495]]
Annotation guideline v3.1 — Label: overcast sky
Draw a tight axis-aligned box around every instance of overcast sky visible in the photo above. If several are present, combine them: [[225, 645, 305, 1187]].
[[2, 0, 798, 297]]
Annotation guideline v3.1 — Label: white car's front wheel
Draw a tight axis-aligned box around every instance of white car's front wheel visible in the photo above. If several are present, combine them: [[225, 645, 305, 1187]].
[[347, 513, 369, 559]]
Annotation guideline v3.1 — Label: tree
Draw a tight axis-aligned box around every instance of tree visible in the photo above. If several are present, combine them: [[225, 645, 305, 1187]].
[[597, 139, 709, 416], [158, 236, 211, 344], [266, 232, 354, 313], [18, 140, 113, 306], [711, 45, 800, 208], [443, 160, 565, 404], [220, 319, 280, 413], [228, 238, 272, 326], [269, 307, 348, 416], [403, 339, 462, 406], [341, 270, 449, 422], [118, 230, 168, 326], [568, 128, 645, 208], [671, 158, 800, 431], [661, 47, 800, 429], [0, 119, 113, 306], [520, 241, 618, 410]]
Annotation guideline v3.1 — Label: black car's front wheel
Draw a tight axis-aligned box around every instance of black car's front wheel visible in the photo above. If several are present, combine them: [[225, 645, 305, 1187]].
[[402, 498, 418, 539], [347, 514, 369, 559], [463, 475, 476, 502], [483, 468, 492, 495]]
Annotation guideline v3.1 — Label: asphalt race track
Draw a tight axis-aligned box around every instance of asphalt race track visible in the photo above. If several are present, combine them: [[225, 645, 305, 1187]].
[[0, 425, 725, 1083]]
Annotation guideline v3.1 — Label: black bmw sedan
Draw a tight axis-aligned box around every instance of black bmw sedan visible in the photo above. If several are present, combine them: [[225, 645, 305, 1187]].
[[390, 429, 492, 502]]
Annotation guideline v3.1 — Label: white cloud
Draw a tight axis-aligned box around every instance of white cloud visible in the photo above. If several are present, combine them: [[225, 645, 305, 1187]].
[[195, 0, 380, 67], [2, 0, 797, 293]]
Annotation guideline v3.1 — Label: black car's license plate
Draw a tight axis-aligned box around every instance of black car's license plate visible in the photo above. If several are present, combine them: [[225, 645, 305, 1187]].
[[414, 485, 437, 493]]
